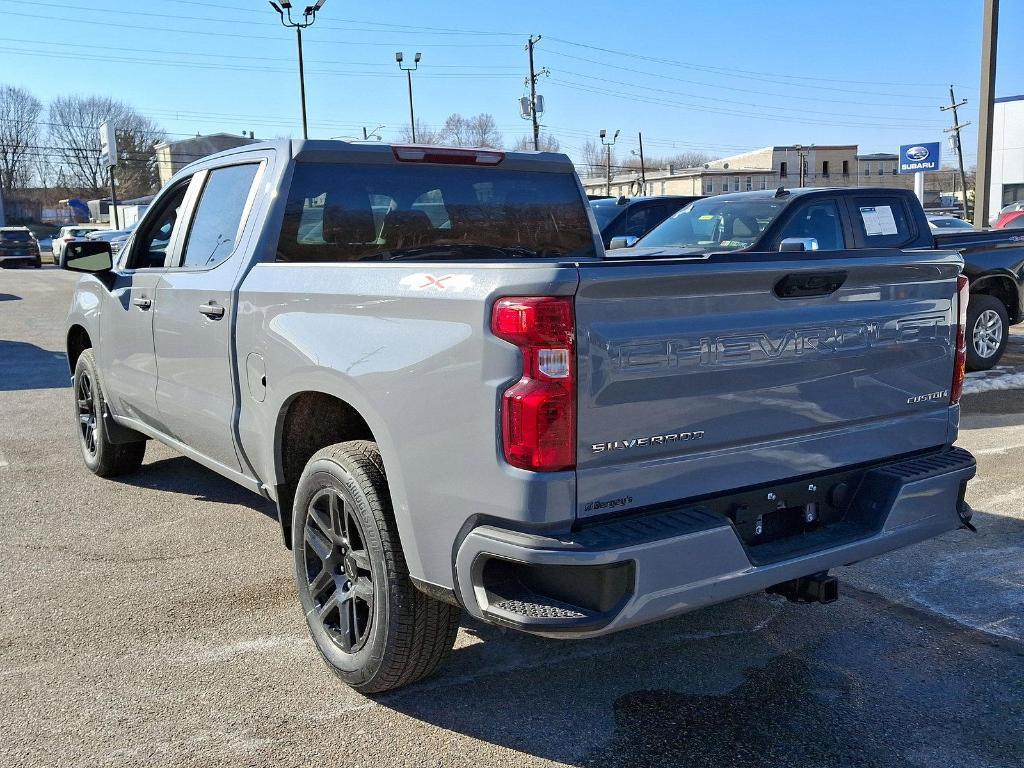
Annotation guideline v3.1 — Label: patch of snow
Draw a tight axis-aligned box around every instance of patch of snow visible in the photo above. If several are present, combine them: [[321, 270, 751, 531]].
[[962, 370, 1024, 394]]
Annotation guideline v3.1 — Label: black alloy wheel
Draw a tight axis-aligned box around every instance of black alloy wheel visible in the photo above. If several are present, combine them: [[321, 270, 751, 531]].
[[303, 487, 375, 653], [77, 370, 98, 457]]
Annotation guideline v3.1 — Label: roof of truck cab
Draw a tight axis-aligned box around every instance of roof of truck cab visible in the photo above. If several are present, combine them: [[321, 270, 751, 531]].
[[176, 138, 576, 175]]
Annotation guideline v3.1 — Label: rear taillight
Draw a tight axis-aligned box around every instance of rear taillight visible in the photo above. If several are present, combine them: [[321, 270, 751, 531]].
[[491, 296, 575, 471], [951, 275, 969, 404]]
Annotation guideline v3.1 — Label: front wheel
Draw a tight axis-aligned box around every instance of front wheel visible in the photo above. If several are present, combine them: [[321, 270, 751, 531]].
[[966, 294, 1009, 371], [73, 350, 146, 476], [292, 440, 460, 693]]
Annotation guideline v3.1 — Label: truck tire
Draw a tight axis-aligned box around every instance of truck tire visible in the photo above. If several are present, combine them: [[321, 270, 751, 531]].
[[966, 294, 1009, 371], [73, 349, 147, 476], [292, 440, 460, 693]]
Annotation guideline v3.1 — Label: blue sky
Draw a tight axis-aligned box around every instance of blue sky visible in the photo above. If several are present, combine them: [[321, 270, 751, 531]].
[[5, 0, 1022, 165]]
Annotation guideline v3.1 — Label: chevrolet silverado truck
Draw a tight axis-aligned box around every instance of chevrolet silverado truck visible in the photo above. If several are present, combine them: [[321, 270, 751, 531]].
[[64, 141, 977, 693], [613, 187, 1024, 370]]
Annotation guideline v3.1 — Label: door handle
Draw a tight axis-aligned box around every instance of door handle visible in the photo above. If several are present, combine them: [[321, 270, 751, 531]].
[[198, 301, 225, 319], [773, 271, 847, 299], [132, 297, 152, 310]]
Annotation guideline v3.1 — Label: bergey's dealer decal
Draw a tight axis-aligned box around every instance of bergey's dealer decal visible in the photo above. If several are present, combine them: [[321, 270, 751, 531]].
[[400, 273, 474, 292]]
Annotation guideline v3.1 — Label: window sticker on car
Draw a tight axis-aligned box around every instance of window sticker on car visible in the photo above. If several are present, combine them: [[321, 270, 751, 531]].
[[859, 205, 898, 236]]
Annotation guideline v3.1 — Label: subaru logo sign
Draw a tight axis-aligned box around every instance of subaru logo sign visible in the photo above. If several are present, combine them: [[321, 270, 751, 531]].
[[899, 142, 940, 173]]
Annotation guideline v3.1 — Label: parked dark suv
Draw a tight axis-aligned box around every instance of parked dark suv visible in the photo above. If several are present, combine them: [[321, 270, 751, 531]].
[[0, 227, 41, 268], [590, 195, 701, 248]]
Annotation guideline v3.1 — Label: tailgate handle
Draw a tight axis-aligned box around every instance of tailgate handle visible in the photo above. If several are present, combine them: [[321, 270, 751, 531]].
[[774, 271, 847, 299]]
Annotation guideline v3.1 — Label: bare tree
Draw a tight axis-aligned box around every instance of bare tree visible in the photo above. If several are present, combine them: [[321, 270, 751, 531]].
[[620, 150, 714, 172], [396, 118, 443, 145], [435, 113, 503, 148], [512, 132, 560, 152], [579, 139, 612, 179], [114, 112, 165, 198], [461, 114, 502, 148], [440, 113, 470, 145], [398, 114, 503, 148], [46, 95, 166, 195], [0, 84, 43, 192]]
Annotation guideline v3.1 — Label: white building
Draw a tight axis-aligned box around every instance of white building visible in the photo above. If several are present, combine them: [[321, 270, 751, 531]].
[[991, 94, 1024, 210]]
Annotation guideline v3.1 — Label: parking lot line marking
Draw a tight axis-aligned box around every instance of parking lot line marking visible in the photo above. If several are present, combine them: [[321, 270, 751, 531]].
[[974, 441, 1024, 456], [0, 446, 8, 468]]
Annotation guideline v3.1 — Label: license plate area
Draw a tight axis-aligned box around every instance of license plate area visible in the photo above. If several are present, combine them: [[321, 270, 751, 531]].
[[715, 468, 865, 548]]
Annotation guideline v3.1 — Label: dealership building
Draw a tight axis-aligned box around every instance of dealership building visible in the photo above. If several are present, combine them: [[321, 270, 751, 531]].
[[990, 94, 1024, 210]]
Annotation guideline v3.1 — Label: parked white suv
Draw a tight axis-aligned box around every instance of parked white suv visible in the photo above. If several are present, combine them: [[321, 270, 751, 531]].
[[53, 226, 103, 266]]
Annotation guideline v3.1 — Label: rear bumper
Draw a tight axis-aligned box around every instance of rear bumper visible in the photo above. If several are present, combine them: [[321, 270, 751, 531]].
[[454, 447, 976, 638], [0, 253, 39, 266]]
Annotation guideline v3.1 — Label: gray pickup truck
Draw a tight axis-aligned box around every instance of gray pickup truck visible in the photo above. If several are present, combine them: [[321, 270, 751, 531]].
[[64, 140, 977, 693]]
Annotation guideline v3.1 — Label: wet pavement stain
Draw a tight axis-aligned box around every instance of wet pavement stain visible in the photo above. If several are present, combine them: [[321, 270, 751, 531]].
[[585, 643, 1023, 768]]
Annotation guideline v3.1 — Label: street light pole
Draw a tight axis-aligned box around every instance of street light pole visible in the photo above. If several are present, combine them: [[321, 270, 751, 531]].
[[396, 52, 422, 142], [600, 129, 619, 197], [269, 0, 328, 140]]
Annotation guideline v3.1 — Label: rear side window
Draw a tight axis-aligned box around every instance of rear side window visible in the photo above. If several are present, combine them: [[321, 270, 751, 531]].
[[276, 162, 595, 262], [777, 200, 845, 251], [180, 164, 260, 269], [851, 196, 913, 248]]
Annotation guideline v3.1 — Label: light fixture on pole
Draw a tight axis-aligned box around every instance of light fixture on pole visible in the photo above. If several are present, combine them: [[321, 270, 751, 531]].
[[396, 52, 422, 143], [600, 128, 620, 197], [269, 0, 328, 140]]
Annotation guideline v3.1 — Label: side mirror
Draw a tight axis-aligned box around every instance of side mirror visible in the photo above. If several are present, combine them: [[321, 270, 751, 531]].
[[64, 240, 113, 273], [779, 237, 819, 252], [608, 235, 639, 250]]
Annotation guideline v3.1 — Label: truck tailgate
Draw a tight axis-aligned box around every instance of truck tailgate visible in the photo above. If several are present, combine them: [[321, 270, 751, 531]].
[[574, 251, 962, 519]]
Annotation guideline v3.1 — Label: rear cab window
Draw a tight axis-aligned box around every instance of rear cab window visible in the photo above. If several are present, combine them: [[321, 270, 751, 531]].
[[850, 196, 915, 248], [276, 161, 595, 262]]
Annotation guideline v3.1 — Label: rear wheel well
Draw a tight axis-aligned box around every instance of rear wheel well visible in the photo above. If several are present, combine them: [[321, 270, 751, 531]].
[[276, 392, 376, 547], [66, 325, 92, 374], [971, 276, 1020, 324]]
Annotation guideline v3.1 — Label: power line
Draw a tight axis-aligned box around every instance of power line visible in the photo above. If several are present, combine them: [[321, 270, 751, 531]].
[[0, 5, 522, 47], [542, 49, 941, 108], [548, 78, 947, 131], [544, 36, 968, 93], [554, 69, 948, 126], [0, 37, 523, 69], [0, 45, 521, 79]]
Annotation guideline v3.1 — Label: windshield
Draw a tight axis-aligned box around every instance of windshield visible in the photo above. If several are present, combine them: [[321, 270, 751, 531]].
[[0, 230, 31, 241], [277, 162, 595, 262], [929, 218, 973, 230], [639, 196, 788, 252], [590, 202, 621, 230]]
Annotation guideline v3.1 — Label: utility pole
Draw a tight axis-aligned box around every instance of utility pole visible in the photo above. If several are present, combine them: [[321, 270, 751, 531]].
[[600, 129, 619, 197], [941, 85, 971, 219], [975, 0, 999, 227], [637, 132, 647, 194], [396, 52, 421, 142], [794, 144, 809, 187], [521, 35, 548, 151], [269, 1, 328, 140]]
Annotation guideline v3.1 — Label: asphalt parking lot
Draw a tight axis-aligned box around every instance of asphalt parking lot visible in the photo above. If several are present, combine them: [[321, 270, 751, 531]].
[[2, 267, 1022, 768]]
